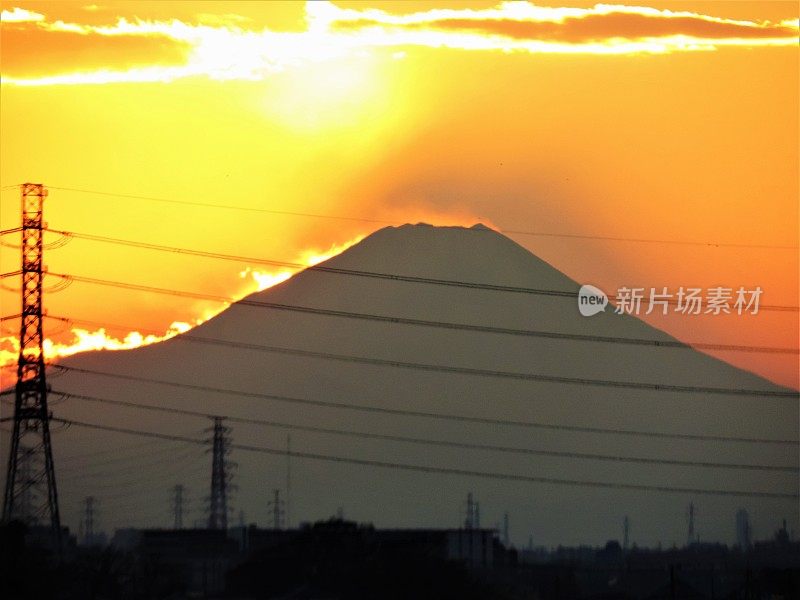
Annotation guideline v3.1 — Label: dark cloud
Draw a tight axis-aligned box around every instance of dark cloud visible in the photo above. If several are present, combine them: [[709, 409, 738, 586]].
[[333, 12, 798, 43]]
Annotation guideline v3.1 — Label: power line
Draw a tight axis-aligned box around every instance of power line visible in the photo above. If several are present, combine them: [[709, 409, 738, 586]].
[[43, 267, 578, 300], [37, 231, 800, 311], [38, 366, 799, 445], [41, 309, 799, 357], [34, 262, 585, 301], [55, 390, 798, 472], [58, 438, 173, 463], [45, 187, 396, 224], [40, 188, 800, 249], [63, 488, 198, 514], [51, 417, 799, 500], [57, 443, 201, 474], [45, 228, 312, 268], [55, 449, 208, 490], [499, 228, 799, 250], [59, 460, 207, 493], [50, 338, 799, 398], [59, 456, 207, 485]]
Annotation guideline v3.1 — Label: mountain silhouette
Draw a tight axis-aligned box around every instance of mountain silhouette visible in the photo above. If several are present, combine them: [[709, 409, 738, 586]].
[[17, 224, 798, 545]]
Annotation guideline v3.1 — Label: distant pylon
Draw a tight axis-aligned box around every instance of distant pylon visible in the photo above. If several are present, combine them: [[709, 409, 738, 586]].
[[83, 496, 96, 546], [623, 515, 630, 550], [687, 502, 696, 546], [465, 492, 479, 529], [285, 434, 291, 529], [267, 489, 284, 530], [207, 417, 232, 530], [503, 512, 510, 546], [171, 484, 185, 529], [2, 183, 61, 549]]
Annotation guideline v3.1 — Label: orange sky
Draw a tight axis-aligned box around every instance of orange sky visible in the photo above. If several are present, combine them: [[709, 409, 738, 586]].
[[0, 1, 798, 388]]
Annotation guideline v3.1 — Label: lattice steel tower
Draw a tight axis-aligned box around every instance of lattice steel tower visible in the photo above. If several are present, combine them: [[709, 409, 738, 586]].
[[268, 488, 284, 530], [2, 184, 61, 547], [172, 484, 186, 529], [207, 416, 232, 530], [83, 496, 96, 546]]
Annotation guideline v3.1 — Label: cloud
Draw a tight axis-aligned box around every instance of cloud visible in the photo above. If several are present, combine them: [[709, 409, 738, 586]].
[[1, 6, 44, 23], [322, 2, 799, 51], [373, 13, 798, 43], [1, 2, 797, 86], [0, 12, 353, 85], [195, 12, 253, 27], [0, 20, 192, 78]]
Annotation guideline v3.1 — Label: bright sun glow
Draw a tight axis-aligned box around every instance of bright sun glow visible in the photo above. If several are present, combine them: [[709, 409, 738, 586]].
[[267, 55, 383, 132]]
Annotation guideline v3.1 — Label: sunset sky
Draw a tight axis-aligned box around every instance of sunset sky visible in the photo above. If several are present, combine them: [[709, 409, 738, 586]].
[[0, 0, 798, 388]]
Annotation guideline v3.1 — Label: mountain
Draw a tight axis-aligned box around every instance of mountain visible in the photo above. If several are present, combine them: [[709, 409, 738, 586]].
[[10, 224, 799, 545]]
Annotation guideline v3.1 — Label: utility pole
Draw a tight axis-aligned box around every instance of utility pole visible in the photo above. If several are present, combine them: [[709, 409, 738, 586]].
[[267, 489, 284, 530], [503, 512, 510, 547], [171, 484, 185, 529], [687, 502, 696, 546], [2, 183, 61, 550], [83, 496, 96, 546], [207, 417, 232, 530]]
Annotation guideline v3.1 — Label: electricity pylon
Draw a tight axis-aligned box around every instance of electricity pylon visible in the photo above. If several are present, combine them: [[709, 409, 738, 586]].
[[207, 417, 232, 530], [2, 183, 61, 549]]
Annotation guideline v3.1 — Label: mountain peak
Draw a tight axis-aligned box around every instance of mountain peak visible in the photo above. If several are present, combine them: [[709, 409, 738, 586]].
[[321, 221, 571, 292], [391, 222, 492, 232]]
